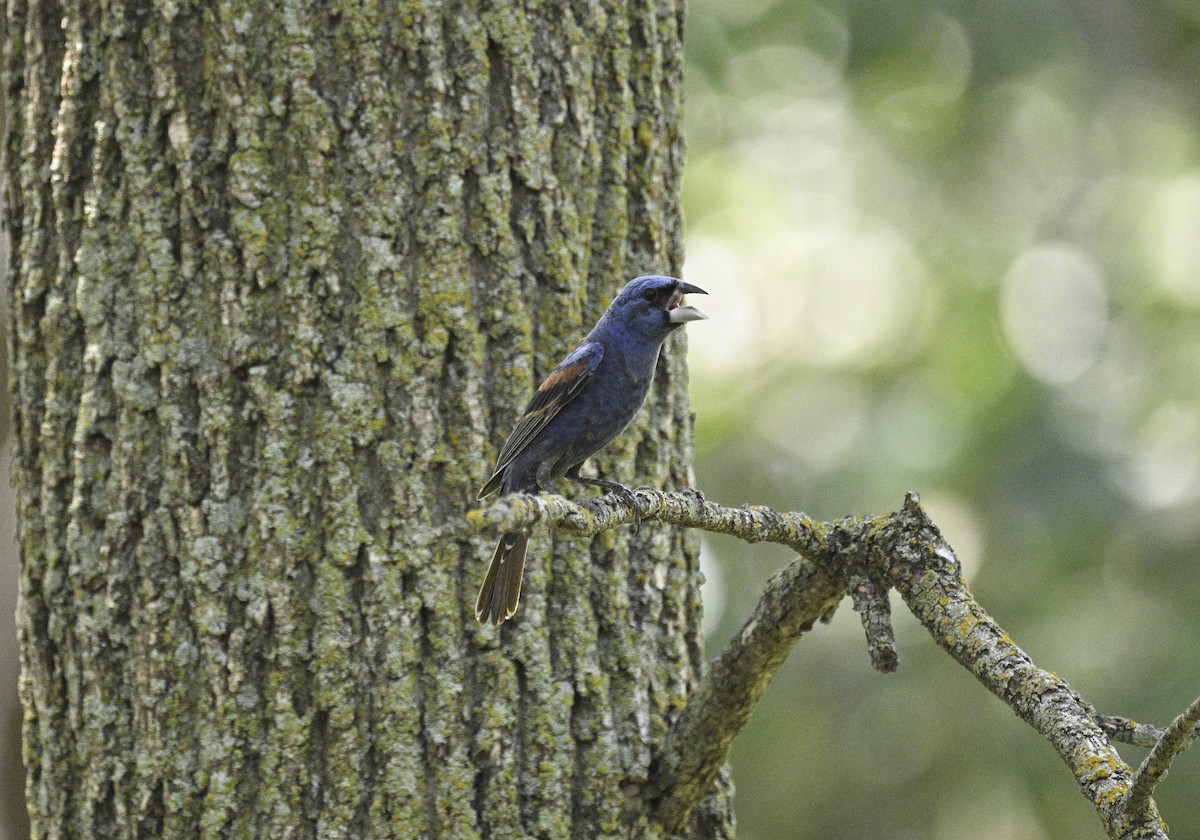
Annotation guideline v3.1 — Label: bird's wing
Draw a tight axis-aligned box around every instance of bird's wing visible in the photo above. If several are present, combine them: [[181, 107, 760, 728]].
[[478, 341, 604, 499]]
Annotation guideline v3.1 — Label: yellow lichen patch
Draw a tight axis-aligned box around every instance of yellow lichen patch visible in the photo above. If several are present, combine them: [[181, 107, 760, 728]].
[[956, 614, 980, 638]]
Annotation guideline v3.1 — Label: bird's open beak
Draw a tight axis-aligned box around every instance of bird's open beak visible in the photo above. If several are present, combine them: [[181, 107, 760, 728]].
[[667, 281, 708, 324]]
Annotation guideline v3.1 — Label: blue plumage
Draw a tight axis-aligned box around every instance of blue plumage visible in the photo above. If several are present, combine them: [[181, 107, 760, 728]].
[[476, 275, 707, 624]]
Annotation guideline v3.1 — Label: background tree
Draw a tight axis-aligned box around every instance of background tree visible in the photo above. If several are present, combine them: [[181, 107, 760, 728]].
[[5, 1, 731, 836]]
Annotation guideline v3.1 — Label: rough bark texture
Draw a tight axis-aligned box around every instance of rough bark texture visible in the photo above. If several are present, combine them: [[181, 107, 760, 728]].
[[5, 1, 731, 837]]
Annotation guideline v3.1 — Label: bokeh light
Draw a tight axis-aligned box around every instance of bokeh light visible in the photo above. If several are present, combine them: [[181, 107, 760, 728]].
[[684, 1, 1200, 837]]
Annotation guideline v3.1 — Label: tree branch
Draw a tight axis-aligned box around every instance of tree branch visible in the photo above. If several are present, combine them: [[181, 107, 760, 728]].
[[464, 488, 1181, 839], [645, 541, 845, 827], [876, 496, 1164, 839], [1128, 694, 1200, 815], [1096, 713, 1200, 749]]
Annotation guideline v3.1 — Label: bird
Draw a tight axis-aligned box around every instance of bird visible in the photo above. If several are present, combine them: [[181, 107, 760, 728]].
[[475, 274, 708, 625]]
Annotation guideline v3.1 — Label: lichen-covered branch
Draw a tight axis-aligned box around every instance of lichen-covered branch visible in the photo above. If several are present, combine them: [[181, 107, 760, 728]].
[[847, 572, 898, 674], [460, 486, 828, 552], [468, 488, 1182, 839], [876, 496, 1166, 840], [1128, 694, 1200, 815], [1097, 713, 1200, 749], [645, 536, 844, 829]]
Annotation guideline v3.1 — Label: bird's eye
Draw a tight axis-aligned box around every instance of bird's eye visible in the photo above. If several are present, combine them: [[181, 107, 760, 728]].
[[643, 288, 661, 303]]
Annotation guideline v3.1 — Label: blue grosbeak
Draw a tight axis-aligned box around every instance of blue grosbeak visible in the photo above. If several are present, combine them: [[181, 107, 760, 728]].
[[476, 275, 708, 625]]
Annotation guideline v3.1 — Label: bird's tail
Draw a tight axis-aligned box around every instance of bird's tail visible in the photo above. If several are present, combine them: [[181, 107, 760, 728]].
[[475, 531, 528, 625]]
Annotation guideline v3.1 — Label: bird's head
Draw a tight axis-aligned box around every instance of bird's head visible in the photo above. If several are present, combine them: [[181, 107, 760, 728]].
[[603, 275, 708, 341]]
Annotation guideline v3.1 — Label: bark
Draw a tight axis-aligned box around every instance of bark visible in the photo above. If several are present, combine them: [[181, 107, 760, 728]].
[[5, 1, 731, 837]]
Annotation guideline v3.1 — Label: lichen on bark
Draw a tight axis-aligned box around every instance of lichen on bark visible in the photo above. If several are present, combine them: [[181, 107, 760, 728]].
[[6, 0, 728, 837]]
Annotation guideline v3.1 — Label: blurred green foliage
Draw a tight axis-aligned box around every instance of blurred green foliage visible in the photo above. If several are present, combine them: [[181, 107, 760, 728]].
[[684, 1, 1200, 838], [3, 4, 1198, 839]]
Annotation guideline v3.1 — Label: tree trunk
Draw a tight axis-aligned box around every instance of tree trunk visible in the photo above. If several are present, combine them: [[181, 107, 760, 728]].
[[6, 1, 731, 837]]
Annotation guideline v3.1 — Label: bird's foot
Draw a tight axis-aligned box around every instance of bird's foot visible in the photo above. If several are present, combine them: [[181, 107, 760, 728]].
[[570, 476, 642, 533]]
